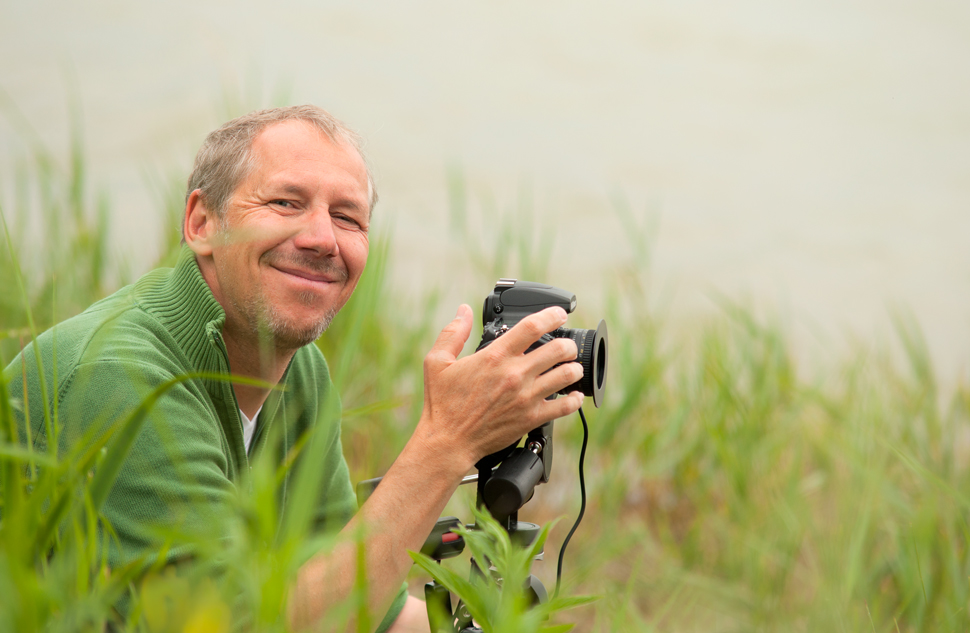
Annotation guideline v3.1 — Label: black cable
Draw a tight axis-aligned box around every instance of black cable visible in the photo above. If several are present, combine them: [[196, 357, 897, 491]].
[[554, 405, 588, 598]]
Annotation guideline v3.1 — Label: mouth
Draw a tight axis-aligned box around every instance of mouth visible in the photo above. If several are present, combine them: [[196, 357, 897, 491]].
[[269, 264, 346, 288]]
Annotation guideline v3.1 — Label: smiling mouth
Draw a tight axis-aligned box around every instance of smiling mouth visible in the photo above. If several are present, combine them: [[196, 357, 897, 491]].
[[271, 265, 342, 284], [262, 249, 350, 286]]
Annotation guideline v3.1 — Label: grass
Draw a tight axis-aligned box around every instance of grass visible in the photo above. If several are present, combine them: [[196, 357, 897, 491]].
[[1, 112, 969, 632]]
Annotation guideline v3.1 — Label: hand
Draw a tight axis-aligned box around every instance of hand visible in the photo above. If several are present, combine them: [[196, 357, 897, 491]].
[[415, 304, 585, 471]]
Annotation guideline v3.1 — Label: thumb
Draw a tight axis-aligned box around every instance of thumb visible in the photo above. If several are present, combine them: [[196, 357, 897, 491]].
[[427, 304, 473, 364]]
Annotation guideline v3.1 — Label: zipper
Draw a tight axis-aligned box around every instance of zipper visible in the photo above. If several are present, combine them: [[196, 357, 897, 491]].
[[208, 328, 250, 476]]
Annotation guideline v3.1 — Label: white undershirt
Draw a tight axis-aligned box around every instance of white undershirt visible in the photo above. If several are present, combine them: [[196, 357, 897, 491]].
[[240, 406, 262, 452]]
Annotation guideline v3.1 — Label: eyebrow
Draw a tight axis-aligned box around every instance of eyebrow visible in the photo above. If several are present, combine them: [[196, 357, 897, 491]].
[[278, 183, 312, 198]]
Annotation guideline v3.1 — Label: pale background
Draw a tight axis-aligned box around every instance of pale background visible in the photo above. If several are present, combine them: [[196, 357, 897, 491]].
[[1, 0, 968, 385]]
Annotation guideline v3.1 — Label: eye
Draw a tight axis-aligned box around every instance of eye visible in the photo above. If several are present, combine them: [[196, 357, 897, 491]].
[[270, 199, 293, 208], [333, 212, 363, 229]]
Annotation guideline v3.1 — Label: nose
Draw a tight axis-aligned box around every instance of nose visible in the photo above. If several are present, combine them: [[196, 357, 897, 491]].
[[293, 207, 339, 257]]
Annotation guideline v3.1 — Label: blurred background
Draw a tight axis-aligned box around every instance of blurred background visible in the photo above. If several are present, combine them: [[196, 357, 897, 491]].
[[2, 0, 968, 384], [3, 2, 970, 631]]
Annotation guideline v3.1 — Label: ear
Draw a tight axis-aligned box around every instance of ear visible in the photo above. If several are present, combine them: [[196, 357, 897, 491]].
[[183, 189, 218, 257]]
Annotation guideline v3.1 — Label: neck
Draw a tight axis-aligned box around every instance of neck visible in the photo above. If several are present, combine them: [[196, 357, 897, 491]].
[[221, 322, 296, 419], [193, 252, 294, 418]]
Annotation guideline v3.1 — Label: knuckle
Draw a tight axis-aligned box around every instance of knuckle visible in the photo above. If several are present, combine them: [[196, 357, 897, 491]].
[[520, 316, 545, 337], [482, 346, 505, 367], [564, 362, 582, 382], [499, 368, 525, 393], [558, 338, 578, 359], [437, 322, 459, 339], [572, 361, 585, 378], [424, 350, 447, 369], [550, 363, 578, 390]]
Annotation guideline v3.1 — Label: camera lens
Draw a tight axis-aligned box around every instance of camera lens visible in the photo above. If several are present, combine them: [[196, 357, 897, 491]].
[[555, 319, 608, 407]]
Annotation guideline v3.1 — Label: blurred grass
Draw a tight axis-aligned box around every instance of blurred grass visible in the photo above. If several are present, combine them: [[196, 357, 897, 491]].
[[1, 112, 969, 632]]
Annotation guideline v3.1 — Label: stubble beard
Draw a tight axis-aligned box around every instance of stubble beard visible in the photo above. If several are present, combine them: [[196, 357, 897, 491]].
[[261, 289, 339, 349], [220, 250, 350, 351], [227, 285, 341, 351]]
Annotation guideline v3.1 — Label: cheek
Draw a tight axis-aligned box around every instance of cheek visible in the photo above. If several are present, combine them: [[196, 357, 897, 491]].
[[232, 213, 293, 243], [222, 216, 293, 262], [218, 242, 265, 291], [344, 235, 369, 276]]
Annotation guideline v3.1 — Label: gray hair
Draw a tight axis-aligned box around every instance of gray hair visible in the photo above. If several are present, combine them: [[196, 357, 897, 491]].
[[184, 105, 377, 236]]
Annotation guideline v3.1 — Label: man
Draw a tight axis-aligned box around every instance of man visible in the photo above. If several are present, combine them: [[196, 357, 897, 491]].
[[5, 106, 584, 631]]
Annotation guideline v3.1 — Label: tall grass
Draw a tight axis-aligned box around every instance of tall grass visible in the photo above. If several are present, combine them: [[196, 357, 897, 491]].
[[1, 114, 969, 633]]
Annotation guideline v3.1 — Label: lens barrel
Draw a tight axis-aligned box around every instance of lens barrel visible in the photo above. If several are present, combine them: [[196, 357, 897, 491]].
[[555, 319, 608, 407]]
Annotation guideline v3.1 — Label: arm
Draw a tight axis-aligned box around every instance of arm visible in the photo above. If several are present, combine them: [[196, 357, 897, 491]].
[[386, 596, 433, 633], [287, 304, 584, 631]]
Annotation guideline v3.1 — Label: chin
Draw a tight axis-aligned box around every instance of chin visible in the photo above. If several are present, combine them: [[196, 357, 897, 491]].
[[265, 307, 337, 350]]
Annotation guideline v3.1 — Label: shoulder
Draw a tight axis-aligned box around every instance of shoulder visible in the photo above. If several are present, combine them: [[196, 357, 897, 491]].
[[4, 283, 205, 445], [4, 284, 172, 393], [60, 288, 192, 386], [5, 277, 188, 380]]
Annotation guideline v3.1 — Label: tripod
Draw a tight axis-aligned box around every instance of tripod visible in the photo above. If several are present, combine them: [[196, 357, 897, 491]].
[[422, 421, 555, 633]]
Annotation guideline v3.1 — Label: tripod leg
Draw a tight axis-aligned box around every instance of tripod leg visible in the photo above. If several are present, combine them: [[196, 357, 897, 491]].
[[524, 574, 548, 606], [425, 581, 453, 633], [453, 598, 475, 631]]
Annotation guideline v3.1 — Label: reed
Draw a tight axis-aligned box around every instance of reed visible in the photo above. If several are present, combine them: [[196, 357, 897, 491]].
[[1, 113, 967, 632]]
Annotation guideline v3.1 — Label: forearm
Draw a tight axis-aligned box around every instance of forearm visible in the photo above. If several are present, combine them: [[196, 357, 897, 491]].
[[287, 425, 470, 632]]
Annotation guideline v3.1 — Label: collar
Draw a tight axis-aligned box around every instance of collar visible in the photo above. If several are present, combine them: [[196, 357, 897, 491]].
[[132, 245, 230, 392]]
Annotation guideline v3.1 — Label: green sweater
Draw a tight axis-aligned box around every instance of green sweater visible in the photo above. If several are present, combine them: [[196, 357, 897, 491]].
[[4, 246, 405, 630]]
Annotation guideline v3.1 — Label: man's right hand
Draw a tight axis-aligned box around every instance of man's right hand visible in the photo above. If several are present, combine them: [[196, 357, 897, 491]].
[[413, 303, 585, 474]]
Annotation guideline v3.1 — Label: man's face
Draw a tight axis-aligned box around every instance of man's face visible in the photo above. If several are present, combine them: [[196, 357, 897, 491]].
[[207, 120, 370, 350]]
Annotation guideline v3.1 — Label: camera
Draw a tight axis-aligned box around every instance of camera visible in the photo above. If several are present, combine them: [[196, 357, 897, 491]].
[[476, 278, 608, 408]]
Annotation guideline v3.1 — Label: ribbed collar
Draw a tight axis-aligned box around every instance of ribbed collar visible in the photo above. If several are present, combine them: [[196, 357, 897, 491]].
[[132, 245, 228, 379]]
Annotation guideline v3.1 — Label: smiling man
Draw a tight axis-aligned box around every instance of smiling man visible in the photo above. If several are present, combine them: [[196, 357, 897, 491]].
[[5, 106, 585, 632]]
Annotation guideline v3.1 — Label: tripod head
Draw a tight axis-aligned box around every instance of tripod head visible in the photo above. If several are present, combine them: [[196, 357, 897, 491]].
[[474, 421, 553, 530], [354, 419, 552, 561]]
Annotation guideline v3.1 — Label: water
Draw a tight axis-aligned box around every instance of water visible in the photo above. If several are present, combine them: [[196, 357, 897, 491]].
[[1, 0, 968, 383]]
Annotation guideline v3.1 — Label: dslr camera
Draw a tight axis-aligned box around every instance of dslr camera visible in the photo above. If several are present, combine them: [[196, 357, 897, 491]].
[[476, 278, 608, 408]]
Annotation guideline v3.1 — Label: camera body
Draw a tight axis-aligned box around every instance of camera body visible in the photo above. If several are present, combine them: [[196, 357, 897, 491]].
[[477, 278, 608, 408]]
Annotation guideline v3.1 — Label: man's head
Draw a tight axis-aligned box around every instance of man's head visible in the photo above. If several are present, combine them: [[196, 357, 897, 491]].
[[183, 106, 373, 352]]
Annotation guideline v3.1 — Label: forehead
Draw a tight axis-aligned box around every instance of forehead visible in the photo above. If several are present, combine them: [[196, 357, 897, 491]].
[[243, 120, 370, 201]]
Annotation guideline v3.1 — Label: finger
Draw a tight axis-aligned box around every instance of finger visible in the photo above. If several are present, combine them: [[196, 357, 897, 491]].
[[533, 360, 584, 398], [521, 336, 579, 377], [538, 390, 585, 423], [425, 305, 473, 368], [494, 307, 568, 356]]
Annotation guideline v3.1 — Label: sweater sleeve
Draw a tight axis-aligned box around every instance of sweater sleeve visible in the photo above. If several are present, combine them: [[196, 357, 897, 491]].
[[286, 347, 409, 633], [297, 407, 408, 633]]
